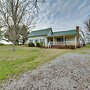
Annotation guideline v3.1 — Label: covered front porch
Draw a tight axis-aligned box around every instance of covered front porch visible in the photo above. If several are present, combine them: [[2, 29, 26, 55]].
[[47, 35, 76, 48], [47, 36, 65, 45]]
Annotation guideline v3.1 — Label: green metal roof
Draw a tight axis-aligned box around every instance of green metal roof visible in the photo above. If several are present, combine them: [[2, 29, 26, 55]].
[[29, 28, 52, 37], [47, 30, 78, 37], [29, 28, 78, 37]]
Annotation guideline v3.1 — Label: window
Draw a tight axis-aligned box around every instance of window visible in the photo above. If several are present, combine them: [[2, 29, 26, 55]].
[[35, 39, 38, 43], [57, 38, 63, 42], [30, 39, 33, 43], [40, 39, 42, 42], [39, 39, 44, 42]]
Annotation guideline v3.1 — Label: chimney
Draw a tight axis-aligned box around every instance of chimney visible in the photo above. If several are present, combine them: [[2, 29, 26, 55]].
[[76, 26, 79, 34], [76, 26, 80, 47]]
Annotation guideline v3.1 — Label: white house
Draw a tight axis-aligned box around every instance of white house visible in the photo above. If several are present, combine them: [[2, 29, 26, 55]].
[[28, 26, 81, 48]]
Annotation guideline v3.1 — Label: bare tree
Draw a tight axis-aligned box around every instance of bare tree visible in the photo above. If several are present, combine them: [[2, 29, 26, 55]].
[[0, 0, 45, 51], [84, 18, 90, 44], [0, 30, 3, 40], [80, 29, 85, 46], [85, 18, 90, 32], [4, 26, 20, 44]]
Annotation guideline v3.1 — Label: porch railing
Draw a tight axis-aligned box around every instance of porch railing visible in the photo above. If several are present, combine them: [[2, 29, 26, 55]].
[[48, 42, 63, 47], [48, 41, 75, 47]]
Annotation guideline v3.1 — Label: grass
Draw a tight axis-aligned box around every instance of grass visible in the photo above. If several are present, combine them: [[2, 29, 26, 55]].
[[0, 45, 68, 83], [0, 45, 90, 83], [71, 44, 90, 54]]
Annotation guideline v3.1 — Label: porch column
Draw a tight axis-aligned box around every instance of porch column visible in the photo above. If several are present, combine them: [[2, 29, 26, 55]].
[[63, 36, 66, 45], [53, 37, 56, 45], [45, 37, 48, 47]]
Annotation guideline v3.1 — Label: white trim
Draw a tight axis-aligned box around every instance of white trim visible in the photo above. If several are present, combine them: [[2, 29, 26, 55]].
[[63, 36, 65, 45]]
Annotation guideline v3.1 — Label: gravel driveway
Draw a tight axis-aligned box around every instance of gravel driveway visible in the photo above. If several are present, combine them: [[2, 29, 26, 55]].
[[0, 52, 90, 90]]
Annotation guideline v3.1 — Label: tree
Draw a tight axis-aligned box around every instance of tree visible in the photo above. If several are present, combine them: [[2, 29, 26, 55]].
[[4, 25, 28, 45], [80, 29, 85, 46], [0, 0, 45, 51], [4, 26, 20, 45], [0, 30, 3, 40], [20, 25, 28, 45], [85, 18, 90, 32], [0, 28, 4, 40], [84, 18, 90, 44]]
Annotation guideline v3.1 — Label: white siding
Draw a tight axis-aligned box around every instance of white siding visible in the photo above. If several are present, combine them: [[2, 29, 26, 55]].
[[66, 36, 75, 45], [28, 36, 48, 46]]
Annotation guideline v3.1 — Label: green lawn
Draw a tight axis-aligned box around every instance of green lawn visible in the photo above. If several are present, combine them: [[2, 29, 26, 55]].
[[71, 44, 90, 54], [0, 45, 67, 82], [0, 45, 90, 83]]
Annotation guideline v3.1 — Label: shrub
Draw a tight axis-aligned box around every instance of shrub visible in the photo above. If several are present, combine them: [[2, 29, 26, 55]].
[[47, 44, 77, 49], [0, 43, 4, 46], [28, 43, 35, 47], [36, 42, 41, 47], [64, 45, 69, 49], [40, 41, 44, 47], [69, 45, 75, 49], [58, 45, 65, 49], [36, 42, 45, 47], [77, 45, 80, 48], [52, 45, 75, 49]]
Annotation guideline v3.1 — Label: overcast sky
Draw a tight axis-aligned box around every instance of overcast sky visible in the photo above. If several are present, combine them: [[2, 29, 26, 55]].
[[35, 0, 90, 31]]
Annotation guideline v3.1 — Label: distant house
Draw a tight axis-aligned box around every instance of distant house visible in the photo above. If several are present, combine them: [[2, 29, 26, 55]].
[[28, 26, 82, 48]]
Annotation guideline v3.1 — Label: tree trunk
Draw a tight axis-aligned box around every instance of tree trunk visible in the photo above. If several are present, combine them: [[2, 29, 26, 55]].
[[22, 39, 25, 45], [12, 41, 16, 51]]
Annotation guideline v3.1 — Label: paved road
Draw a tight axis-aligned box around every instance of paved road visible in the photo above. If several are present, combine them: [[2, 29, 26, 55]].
[[1, 53, 90, 90]]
